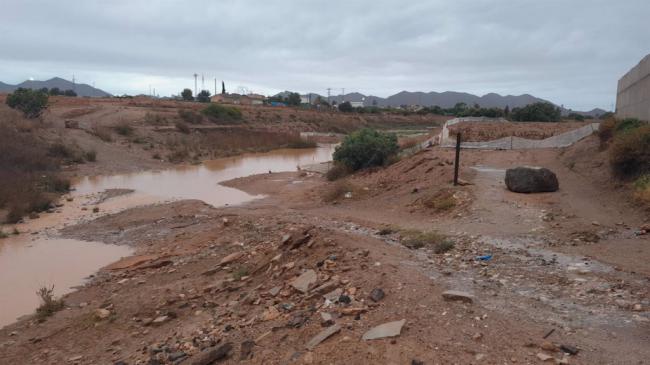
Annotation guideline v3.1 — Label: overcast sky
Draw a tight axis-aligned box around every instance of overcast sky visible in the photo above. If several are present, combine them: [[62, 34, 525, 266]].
[[1, 0, 648, 110]]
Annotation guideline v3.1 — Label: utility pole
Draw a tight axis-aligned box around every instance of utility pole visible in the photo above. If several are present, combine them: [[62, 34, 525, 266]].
[[201, 74, 205, 91], [72, 74, 76, 91], [326, 88, 331, 104], [341, 88, 345, 102], [193, 74, 198, 96], [214, 78, 217, 95]]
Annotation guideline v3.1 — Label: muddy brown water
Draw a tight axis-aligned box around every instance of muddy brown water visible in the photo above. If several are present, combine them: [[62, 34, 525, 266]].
[[0, 145, 336, 327]]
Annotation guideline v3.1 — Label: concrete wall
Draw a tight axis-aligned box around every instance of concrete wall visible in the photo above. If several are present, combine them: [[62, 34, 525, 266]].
[[616, 54, 650, 121]]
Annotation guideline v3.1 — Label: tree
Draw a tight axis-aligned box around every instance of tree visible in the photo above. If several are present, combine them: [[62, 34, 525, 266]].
[[196, 90, 211, 103], [63, 89, 77, 97], [6, 88, 49, 118], [286, 92, 301, 106], [511, 102, 561, 122], [372, 99, 378, 106], [504, 105, 510, 117], [49, 87, 61, 96], [221, 81, 226, 95], [338, 101, 354, 113], [333, 128, 399, 170], [181, 88, 193, 101], [39, 87, 49, 94]]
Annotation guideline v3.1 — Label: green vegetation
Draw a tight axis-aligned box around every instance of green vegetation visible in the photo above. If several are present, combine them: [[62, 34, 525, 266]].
[[510, 102, 561, 122], [615, 118, 644, 133], [268, 92, 301, 106], [5, 88, 49, 118], [181, 88, 193, 101], [178, 109, 203, 124], [609, 124, 650, 178], [338, 101, 354, 113], [333, 128, 399, 170], [201, 104, 243, 123], [567, 112, 586, 121], [633, 174, 650, 205], [196, 90, 211, 103], [35, 285, 65, 320]]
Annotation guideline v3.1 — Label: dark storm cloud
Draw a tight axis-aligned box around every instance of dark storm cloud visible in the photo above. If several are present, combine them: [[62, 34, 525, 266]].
[[1, 0, 648, 109]]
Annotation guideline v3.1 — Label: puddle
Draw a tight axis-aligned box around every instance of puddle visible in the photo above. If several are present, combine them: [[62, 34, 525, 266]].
[[0, 145, 335, 327], [0, 236, 132, 326]]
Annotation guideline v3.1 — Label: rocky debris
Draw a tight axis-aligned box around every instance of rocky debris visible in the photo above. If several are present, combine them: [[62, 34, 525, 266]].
[[441, 290, 474, 303], [219, 252, 244, 266], [305, 324, 341, 350], [536, 353, 554, 362], [505, 166, 559, 193], [560, 344, 579, 355], [240, 340, 255, 360], [362, 319, 406, 340], [320, 312, 334, 327], [262, 306, 281, 321], [290, 269, 317, 293], [369, 288, 385, 302], [94, 308, 111, 320], [268, 286, 281, 296], [184, 343, 232, 364]]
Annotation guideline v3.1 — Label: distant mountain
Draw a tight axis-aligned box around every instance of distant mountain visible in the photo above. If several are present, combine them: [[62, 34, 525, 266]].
[[295, 90, 551, 109], [0, 77, 111, 97]]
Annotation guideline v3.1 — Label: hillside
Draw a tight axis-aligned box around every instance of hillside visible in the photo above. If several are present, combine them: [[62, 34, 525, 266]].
[[0, 77, 111, 97]]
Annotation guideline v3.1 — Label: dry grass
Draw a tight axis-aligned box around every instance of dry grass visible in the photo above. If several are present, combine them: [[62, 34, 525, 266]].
[[143, 112, 169, 126], [610, 125, 650, 178], [400, 230, 451, 251], [326, 163, 352, 181], [91, 125, 113, 142], [322, 181, 358, 202], [35, 285, 65, 320], [634, 174, 650, 207], [422, 189, 457, 212]]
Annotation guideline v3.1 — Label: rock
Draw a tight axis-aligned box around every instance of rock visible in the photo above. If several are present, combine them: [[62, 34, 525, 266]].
[[219, 252, 244, 266], [168, 352, 187, 361], [305, 324, 341, 350], [68, 355, 83, 362], [536, 353, 554, 362], [311, 280, 338, 294], [541, 341, 558, 352], [560, 344, 579, 355], [281, 234, 292, 245], [505, 166, 559, 193], [290, 269, 317, 293], [320, 312, 334, 327], [338, 295, 351, 304], [94, 308, 111, 320], [411, 360, 424, 365], [362, 319, 406, 340], [186, 343, 232, 364], [240, 340, 255, 360], [369, 288, 385, 302], [323, 288, 342, 302], [441, 290, 474, 303], [152, 315, 169, 325], [262, 306, 280, 321], [268, 286, 281, 297]]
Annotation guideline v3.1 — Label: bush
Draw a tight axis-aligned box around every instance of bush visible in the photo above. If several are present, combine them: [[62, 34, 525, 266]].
[[598, 118, 618, 145], [633, 174, 650, 206], [178, 109, 203, 124], [423, 189, 457, 212], [609, 125, 650, 178], [326, 162, 352, 181], [567, 112, 585, 121], [400, 230, 448, 250], [35, 285, 65, 320], [333, 128, 399, 170], [338, 101, 354, 113], [113, 122, 134, 136], [5, 88, 49, 118], [322, 181, 356, 202], [175, 121, 191, 134], [510, 102, 561, 122], [615, 118, 644, 134], [201, 104, 243, 123], [181, 88, 193, 101], [196, 90, 211, 103], [143, 112, 168, 126]]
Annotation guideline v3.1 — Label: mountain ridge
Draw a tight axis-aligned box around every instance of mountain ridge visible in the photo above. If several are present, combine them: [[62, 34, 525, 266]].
[[0, 77, 111, 97]]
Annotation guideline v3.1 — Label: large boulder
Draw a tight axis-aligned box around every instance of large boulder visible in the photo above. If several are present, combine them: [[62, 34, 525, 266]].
[[505, 166, 559, 193]]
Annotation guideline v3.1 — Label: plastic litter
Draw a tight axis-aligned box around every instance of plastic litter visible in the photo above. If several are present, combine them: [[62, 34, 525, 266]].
[[475, 255, 492, 261]]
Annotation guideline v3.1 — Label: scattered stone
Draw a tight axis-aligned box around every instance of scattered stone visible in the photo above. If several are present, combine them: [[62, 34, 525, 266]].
[[338, 295, 351, 304], [505, 166, 559, 193], [369, 288, 385, 302], [320, 312, 334, 327], [262, 306, 280, 321], [560, 344, 579, 355], [323, 288, 342, 302], [541, 341, 558, 352], [362, 319, 406, 340], [441, 290, 474, 303], [186, 343, 232, 364], [268, 286, 281, 297], [152, 316, 169, 325], [536, 353, 554, 362], [219, 252, 244, 266], [281, 234, 291, 245], [68, 355, 83, 362], [305, 324, 341, 350], [240, 340, 255, 360], [168, 352, 187, 361], [94, 308, 111, 320], [290, 269, 317, 293]]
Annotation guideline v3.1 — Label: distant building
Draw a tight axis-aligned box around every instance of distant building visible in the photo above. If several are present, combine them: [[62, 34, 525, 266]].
[[211, 93, 266, 106], [616, 54, 650, 121], [349, 101, 364, 108]]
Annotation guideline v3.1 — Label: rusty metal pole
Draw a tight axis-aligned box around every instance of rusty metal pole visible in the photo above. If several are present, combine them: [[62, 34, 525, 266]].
[[453, 132, 461, 186]]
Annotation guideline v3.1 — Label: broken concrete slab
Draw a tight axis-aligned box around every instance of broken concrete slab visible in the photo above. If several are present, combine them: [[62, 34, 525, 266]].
[[290, 269, 317, 293], [362, 319, 406, 340], [305, 324, 341, 350], [441, 290, 474, 303]]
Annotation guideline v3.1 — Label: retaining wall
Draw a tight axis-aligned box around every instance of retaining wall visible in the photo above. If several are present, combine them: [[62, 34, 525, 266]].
[[616, 54, 650, 121]]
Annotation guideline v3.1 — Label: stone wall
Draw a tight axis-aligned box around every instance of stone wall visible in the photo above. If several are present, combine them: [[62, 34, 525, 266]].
[[616, 54, 650, 121]]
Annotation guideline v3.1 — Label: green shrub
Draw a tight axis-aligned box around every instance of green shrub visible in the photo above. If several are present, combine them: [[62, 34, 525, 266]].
[[113, 122, 134, 136], [609, 125, 650, 177], [401, 230, 447, 249], [598, 118, 618, 145], [333, 128, 399, 170], [201, 104, 243, 123], [615, 118, 644, 134], [6, 88, 48, 118], [35, 285, 65, 320], [178, 109, 203, 124], [510, 102, 561, 122]]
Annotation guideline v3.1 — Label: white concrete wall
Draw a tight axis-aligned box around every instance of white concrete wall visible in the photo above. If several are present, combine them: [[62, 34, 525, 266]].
[[616, 54, 650, 121]]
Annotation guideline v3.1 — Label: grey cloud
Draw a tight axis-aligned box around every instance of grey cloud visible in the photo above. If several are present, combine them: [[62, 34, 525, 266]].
[[1, 0, 648, 109]]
